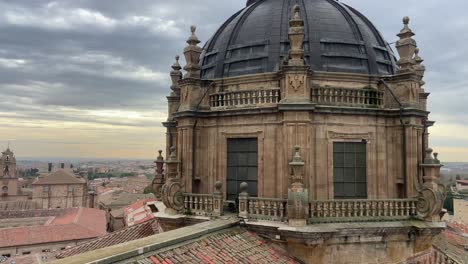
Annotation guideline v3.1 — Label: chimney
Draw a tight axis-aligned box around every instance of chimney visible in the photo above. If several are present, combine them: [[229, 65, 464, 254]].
[[61, 163, 65, 169], [48, 163, 53, 173]]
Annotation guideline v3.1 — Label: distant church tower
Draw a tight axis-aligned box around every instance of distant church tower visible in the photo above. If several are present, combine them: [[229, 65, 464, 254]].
[[0, 147, 19, 198]]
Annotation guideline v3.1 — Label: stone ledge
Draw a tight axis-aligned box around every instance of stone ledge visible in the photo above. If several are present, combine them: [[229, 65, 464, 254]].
[[51, 218, 239, 264]]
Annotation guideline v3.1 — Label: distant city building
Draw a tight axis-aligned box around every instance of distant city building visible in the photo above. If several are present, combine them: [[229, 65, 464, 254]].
[[453, 198, 468, 225], [124, 198, 156, 227], [0, 207, 106, 258], [0, 148, 30, 202], [456, 180, 468, 192], [32, 169, 88, 209]]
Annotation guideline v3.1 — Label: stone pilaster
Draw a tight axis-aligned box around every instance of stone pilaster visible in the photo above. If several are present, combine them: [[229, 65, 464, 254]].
[[287, 146, 309, 227]]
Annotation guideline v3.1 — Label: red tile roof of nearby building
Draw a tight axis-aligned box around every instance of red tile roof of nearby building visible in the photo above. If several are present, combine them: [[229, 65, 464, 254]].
[[124, 198, 156, 226], [456, 180, 468, 185], [433, 228, 468, 264], [146, 228, 299, 264], [56, 218, 161, 259], [0, 208, 106, 248], [32, 169, 86, 185]]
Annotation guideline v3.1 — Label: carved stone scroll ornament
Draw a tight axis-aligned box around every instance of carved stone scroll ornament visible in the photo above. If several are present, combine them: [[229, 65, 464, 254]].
[[161, 179, 185, 212], [416, 148, 446, 222], [161, 147, 185, 214]]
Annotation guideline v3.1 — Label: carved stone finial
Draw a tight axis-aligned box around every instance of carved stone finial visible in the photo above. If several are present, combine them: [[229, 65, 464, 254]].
[[413, 48, 426, 86], [170, 55, 182, 95], [396, 16, 417, 72], [240, 182, 249, 194], [214, 181, 222, 194], [288, 4, 305, 66], [183, 25, 202, 78]]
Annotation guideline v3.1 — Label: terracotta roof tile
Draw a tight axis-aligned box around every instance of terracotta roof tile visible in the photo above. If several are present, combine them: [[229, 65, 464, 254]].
[[146, 228, 299, 264], [0, 208, 106, 248], [56, 218, 161, 259], [32, 169, 86, 185]]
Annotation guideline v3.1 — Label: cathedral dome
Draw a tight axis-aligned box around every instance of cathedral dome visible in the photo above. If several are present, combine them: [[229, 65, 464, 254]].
[[200, 0, 397, 79]]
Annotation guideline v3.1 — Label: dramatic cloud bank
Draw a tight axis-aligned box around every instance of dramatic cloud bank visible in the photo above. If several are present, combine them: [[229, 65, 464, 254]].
[[0, 0, 466, 160]]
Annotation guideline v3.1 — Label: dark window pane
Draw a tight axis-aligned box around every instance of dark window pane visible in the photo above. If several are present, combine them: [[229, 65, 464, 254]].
[[237, 167, 248, 180], [227, 167, 237, 180], [247, 167, 258, 181], [344, 153, 355, 167], [248, 182, 258, 197], [247, 153, 258, 166], [334, 142, 344, 152], [238, 153, 248, 166], [334, 168, 344, 182], [227, 153, 237, 166], [356, 167, 366, 182], [356, 153, 366, 167], [343, 168, 355, 182], [334, 183, 344, 197], [227, 180, 237, 194], [345, 143, 355, 152], [334, 153, 344, 167], [356, 143, 366, 152], [356, 183, 367, 197], [343, 183, 355, 197]]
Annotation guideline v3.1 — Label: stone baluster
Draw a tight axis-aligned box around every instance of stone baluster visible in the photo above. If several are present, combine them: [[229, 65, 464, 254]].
[[287, 146, 309, 226]]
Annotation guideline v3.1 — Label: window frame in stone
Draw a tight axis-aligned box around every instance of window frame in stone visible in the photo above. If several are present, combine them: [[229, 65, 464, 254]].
[[333, 142, 368, 199], [226, 138, 259, 201]]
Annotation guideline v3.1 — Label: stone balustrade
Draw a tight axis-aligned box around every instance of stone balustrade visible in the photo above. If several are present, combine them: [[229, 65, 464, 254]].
[[309, 199, 417, 223], [209, 88, 280, 109], [246, 197, 288, 222], [311, 87, 383, 108], [183, 193, 214, 216], [182, 181, 224, 217]]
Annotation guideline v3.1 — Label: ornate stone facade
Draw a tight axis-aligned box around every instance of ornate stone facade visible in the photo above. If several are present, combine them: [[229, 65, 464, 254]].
[[155, 1, 448, 263]]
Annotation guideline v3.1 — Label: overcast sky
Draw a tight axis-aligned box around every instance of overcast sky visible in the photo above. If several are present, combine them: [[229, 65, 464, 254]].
[[0, 0, 467, 161]]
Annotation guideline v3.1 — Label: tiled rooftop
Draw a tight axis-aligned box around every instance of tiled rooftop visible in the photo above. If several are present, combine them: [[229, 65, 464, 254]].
[[0, 207, 106, 248], [56, 218, 161, 259], [142, 227, 299, 264]]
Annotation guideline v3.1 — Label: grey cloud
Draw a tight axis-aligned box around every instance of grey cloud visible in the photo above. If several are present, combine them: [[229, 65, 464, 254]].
[[0, 0, 467, 133]]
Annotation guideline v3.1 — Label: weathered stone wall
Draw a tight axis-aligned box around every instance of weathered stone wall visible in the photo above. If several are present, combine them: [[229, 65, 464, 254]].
[[32, 184, 87, 209]]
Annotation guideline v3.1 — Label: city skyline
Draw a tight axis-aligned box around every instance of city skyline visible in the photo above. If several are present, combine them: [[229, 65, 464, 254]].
[[0, 0, 467, 161]]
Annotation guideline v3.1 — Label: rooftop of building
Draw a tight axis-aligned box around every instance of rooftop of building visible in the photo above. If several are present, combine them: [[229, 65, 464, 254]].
[[56, 218, 161, 259], [99, 191, 154, 208], [124, 198, 156, 226], [0, 207, 107, 248], [32, 169, 86, 185]]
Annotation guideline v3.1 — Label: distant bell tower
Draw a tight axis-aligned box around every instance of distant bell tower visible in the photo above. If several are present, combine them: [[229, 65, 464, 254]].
[[1, 147, 18, 198]]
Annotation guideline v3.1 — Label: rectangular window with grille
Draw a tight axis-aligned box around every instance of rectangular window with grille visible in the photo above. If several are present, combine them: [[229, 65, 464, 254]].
[[333, 142, 367, 199], [226, 138, 258, 201]]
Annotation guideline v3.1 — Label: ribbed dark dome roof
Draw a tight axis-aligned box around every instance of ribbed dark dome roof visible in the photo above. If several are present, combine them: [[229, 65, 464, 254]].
[[200, 0, 397, 79]]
